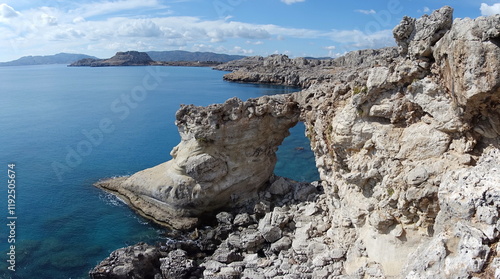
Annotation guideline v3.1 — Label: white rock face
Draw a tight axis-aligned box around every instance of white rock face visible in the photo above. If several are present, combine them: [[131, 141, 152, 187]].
[[299, 6, 500, 278], [96, 95, 300, 229], [393, 6, 454, 57], [403, 147, 500, 278]]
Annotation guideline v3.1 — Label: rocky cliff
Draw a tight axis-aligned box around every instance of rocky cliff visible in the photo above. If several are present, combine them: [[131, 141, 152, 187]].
[[93, 6, 500, 279], [296, 6, 500, 277]]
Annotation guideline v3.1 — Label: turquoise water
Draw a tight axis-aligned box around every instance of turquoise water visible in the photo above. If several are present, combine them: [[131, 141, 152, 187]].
[[0, 65, 318, 278]]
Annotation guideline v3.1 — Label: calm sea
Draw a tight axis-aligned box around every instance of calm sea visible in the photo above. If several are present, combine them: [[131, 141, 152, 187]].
[[0, 64, 318, 278]]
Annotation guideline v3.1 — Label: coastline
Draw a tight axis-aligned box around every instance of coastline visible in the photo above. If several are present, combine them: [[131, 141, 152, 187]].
[[90, 7, 500, 279]]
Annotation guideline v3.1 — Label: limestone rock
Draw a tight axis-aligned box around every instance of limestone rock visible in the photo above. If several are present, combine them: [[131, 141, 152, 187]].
[[393, 6, 453, 57], [299, 6, 499, 278], [270, 236, 292, 253], [233, 213, 253, 227], [227, 229, 265, 252], [433, 14, 500, 130], [216, 212, 234, 225], [160, 249, 197, 279], [211, 245, 243, 264], [269, 176, 292, 195], [89, 243, 162, 279], [96, 95, 300, 229]]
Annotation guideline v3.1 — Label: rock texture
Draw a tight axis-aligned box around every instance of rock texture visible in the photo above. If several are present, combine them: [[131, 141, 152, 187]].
[[89, 243, 162, 279], [96, 95, 300, 230], [94, 6, 500, 279], [296, 6, 500, 277]]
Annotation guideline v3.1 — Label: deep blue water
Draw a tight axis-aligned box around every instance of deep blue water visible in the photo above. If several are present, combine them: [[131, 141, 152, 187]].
[[0, 65, 318, 278]]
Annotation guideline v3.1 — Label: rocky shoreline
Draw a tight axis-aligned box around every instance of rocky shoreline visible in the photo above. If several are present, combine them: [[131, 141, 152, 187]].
[[90, 176, 330, 278], [91, 6, 500, 279]]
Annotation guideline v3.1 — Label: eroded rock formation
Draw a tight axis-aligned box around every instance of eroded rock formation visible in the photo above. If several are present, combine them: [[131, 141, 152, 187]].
[[93, 6, 500, 279], [96, 95, 300, 230]]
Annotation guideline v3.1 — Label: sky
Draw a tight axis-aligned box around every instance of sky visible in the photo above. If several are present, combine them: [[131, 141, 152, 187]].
[[0, 0, 499, 62]]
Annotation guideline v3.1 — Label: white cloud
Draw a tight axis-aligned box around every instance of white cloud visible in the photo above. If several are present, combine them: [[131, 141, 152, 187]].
[[355, 9, 376, 15], [327, 29, 395, 50], [49, 28, 85, 41], [40, 13, 58, 26], [73, 16, 86, 24], [232, 46, 254, 54], [281, 0, 305, 5], [246, 40, 264, 45], [0, 0, 398, 61], [480, 3, 500, 16], [323, 45, 337, 57], [0, 3, 20, 20], [117, 19, 162, 37], [418, 6, 431, 13], [72, 0, 164, 18]]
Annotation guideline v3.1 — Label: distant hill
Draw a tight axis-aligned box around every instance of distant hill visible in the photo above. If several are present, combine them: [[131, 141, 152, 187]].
[[146, 51, 245, 62], [1, 51, 244, 67], [0, 53, 98, 66], [70, 51, 154, 67], [70, 51, 234, 67]]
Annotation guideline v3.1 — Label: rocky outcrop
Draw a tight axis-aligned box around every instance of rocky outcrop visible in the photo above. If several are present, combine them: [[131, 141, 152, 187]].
[[96, 95, 300, 230], [297, 6, 500, 277], [402, 147, 500, 278], [393, 6, 453, 57], [70, 51, 154, 66], [91, 177, 331, 279], [213, 48, 400, 88], [89, 243, 162, 279], [214, 54, 335, 88], [94, 6, 500, 278]]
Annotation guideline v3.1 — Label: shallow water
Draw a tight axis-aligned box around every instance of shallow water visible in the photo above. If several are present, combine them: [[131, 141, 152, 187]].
[[0, 65, 318, 278]]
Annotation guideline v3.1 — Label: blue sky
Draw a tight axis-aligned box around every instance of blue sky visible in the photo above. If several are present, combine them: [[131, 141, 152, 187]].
[[0, 0, 499, 62]]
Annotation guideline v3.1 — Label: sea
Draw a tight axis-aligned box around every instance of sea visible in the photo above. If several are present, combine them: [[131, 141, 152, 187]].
[[0, 64, 319, 278]]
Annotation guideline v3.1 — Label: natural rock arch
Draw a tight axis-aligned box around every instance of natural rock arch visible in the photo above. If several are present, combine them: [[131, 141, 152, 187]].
[[96, 95, 301, 230]]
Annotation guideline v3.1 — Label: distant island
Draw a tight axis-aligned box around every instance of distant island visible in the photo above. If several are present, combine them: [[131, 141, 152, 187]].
[[69, 51, 235, 67], [69, 51, 155, 67], [0, 53, 98, 67], [0, 50, 246, 67]]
